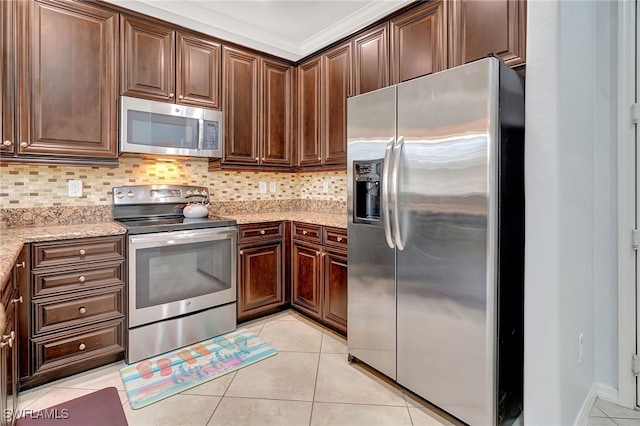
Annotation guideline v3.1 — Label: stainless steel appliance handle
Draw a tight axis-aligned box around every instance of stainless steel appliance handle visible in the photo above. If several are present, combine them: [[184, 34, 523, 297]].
[[382, 137, 395, 249], [197, 118, 204, 150], [129, 227, 236, 246], [391, 136, 405, 250]]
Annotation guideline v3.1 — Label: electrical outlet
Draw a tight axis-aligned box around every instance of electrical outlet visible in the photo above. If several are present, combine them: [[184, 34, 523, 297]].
[[578, 333, 584, 365], [269, 182, 276, 193], [322, 181, 329, 193], [259, 181, 267, 194], [68, 180, 83, 197]]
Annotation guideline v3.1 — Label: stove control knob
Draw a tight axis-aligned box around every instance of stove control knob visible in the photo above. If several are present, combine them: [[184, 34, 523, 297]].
[[202, 190, 208, 197], [186, 190, 192, 196], [193, 189, 200, 195], [127, 190, 135, 198], [116, 191, 124, 199]]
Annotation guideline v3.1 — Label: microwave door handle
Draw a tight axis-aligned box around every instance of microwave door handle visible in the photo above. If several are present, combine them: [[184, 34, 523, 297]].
[[197, 118, 204, 150]]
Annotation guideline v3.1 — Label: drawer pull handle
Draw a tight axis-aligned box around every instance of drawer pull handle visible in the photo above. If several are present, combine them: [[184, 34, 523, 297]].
[[16, 261, 25, 268], [78, 343, 86, 351], [302, 230, 307, 235], [79, 249, 86, 256], [260, 230, 266, 235], [78, 276, 86, 283], [336, 237, 343, 242], [79, 307, 86, 315]]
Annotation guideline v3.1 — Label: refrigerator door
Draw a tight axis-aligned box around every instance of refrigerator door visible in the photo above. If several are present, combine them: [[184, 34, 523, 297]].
[[347, 86, 397, 380], [395, 58, 499, 425]]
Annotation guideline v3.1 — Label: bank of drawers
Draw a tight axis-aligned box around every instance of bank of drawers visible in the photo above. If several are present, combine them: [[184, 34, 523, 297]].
[[29, 236, 125, 376]]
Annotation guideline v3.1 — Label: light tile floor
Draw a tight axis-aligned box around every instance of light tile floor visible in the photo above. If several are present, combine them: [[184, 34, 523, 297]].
[[17, 310, 456, 426], [16, 310, 640, 425]]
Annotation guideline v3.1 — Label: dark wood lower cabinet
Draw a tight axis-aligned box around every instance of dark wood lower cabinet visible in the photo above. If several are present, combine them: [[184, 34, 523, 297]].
[[292, 224, 347, 334], [236, 222, 288, 322]]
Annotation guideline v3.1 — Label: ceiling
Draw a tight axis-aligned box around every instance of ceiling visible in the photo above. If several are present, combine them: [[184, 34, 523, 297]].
[[101, 0, 414, 61]]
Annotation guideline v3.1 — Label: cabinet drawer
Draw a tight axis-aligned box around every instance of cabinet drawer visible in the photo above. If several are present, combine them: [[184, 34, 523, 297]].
[[292, 222, 322, 243], [32, 319, 124, 375], [323, 227, 347, 249], [33, 287, 124, 336], [32, 236, 124, 269], [33, 260, 124, 298], [238, 222, 283, 242]]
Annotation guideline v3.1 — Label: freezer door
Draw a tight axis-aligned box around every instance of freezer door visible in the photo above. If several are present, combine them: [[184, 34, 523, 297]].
[[347, 86, 397, 380], [395, 58, 499, 425]]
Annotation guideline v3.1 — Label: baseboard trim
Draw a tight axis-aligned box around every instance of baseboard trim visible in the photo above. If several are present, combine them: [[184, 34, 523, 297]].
[[596, 383, 619, 404], [574, 383, 598, 426]]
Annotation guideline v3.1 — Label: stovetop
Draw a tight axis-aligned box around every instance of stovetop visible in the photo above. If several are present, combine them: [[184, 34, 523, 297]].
[[111, 184, 236, 234]]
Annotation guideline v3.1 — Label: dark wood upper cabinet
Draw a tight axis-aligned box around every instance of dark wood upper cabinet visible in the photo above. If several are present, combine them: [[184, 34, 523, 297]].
[[122, 16, 221, 108], [176, 33, 221, 109], [15, 0, 118, 158], [322, 42, 352, 166], [121, 15, 175, 101], [222, 46, 260, 165], [297, 57, 322, 167], [353, 23, 389, 95], [449, 0, 526, 68], [261, 58, 293, 166], [1, 0, 16, 154], [390, 0, 447, 84], [296, 41, 351, 168]]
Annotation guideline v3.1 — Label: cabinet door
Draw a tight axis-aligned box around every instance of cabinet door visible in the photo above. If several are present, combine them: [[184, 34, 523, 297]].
[[390, 1, 447, 84], [1, 0, 15, 154], [16, 0, 118, 158], [222, 46, 260, 165], [291, 241, 322, 319], [176, 32, 221, 109], [353, 24, 389, 95], [297, 57, 322, 166], [237, 241, 283, 320], [322, 42, 351, 166], [322, 249, 347, 334], [261, 58, 292, 166], [121, 15, 175, 101], [449, 0, 526, 68]]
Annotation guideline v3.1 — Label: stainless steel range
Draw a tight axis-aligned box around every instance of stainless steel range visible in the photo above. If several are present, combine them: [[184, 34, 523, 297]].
[[112, 185, 237, 363]]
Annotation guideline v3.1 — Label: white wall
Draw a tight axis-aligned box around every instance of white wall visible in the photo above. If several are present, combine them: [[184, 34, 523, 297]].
[[524, 0, 619, 423]]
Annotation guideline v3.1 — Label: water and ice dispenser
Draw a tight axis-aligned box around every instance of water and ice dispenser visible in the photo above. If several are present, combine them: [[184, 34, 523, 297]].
[[353, 159, 382, 225]]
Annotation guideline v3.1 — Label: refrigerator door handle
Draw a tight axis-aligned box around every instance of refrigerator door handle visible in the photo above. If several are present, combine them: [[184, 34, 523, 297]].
[[382, 137, 396, 249], [391, 136, 405, 250]]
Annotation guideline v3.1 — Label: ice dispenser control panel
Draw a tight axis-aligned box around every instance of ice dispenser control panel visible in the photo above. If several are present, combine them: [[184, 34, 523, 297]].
[[353, 159, 382, 225]]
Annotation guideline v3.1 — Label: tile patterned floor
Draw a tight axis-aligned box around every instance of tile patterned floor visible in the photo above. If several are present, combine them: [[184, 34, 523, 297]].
[[16, 310, 640, 425], [17, 310, 456, 426]]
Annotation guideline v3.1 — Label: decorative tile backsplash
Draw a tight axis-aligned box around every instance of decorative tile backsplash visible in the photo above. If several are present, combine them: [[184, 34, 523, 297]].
[[0, 154, 347, 209]]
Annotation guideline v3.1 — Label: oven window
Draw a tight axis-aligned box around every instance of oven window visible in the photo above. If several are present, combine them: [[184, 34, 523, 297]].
[[135, 239, 231, 308], [128, 110, 199, 149]]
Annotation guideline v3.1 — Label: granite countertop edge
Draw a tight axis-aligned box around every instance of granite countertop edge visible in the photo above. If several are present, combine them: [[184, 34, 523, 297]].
[[0, 211, 346, 284]]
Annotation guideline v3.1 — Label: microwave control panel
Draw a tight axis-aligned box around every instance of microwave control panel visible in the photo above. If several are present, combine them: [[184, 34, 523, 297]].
[[202, 120, 219, 150]]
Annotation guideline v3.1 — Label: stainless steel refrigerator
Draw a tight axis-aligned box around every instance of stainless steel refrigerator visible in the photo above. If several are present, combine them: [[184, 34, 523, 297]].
[[347, 57, 525, 425]]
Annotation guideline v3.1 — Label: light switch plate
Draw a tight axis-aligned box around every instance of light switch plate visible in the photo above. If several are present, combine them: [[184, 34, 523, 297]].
[[269, 182, 276, 193], [259, 181, 267, 194]]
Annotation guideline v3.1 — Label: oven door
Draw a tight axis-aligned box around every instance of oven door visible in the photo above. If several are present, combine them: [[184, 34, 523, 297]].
[[128, 226, 236, 328]]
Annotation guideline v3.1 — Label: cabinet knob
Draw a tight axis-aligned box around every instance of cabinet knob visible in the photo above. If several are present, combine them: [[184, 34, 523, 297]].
[[79, 249, 86, 256], [260, 230, 266, 235], [318, 157, 321, 161], [78, 276, 86, 283], [168, 93, 174, 99], [316, 251, 321, 256], [78, 343, 86, 351], [302, 230, 308, 235], [336, 237, 342, 242], [239, 250, 244, 255], [178, 95, 184, 100], [255, 157, 259, 161], [2, 140, 12, 147], [20, 142, 28, 148], [261, 157, 265, 162], [0, 332, 14, 348], [11, 296, 22, 306], [16, 261, 25, 268], [79, 307, 86, 315]]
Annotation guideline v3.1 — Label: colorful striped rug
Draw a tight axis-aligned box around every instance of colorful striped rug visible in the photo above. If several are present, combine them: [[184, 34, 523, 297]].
[[120, 328, 277, 409]]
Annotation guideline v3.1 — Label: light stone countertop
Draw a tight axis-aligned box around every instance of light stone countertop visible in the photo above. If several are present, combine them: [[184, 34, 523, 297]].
[[227, 211, 347, 229]]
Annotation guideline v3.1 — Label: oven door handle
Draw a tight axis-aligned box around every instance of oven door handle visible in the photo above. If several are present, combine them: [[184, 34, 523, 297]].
[[129, 227, 236, 246]]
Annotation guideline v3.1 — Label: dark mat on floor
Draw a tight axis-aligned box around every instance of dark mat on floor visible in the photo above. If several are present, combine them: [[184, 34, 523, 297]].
[[15, 387, 127, 425]]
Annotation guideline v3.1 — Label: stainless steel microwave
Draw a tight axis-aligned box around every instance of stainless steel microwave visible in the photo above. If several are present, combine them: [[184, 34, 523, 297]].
[[119, 96, 223, 158]]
